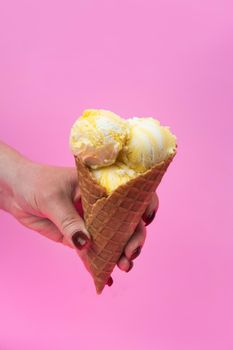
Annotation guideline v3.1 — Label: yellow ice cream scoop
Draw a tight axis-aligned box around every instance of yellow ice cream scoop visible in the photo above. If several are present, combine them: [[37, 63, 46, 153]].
[[69, 109, 129, 169], [120, 117, 177, 172], [91, 162, 138, 194]]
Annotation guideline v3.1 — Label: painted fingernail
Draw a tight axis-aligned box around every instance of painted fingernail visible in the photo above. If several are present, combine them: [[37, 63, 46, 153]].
[[74, 200, 84, 219], [106, 276, 113, 286], [72, 231, 89, 250], [126, 261, 134, 272], [142, 210, 156, 226], [130, 246, 142, 260]]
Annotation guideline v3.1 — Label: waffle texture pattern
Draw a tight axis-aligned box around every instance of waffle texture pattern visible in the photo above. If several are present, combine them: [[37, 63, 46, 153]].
[[75, 152, 176, 294]]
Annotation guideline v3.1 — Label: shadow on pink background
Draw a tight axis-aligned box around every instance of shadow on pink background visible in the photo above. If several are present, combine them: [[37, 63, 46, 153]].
[[0, 1, 232, 349]]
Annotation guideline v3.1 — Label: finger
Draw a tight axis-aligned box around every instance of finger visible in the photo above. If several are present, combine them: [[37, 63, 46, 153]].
[[142, 192, 159, 226], [19, 215, 64, 243], [106, 276, 114, 286], [117, 254, 134, 272], [124, 220, 146, 261], [45, 195, 91, 250], [72, 186, 81, 205]]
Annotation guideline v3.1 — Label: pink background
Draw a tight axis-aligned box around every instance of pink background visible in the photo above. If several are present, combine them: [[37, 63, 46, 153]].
[[0, 0, 232, 349]]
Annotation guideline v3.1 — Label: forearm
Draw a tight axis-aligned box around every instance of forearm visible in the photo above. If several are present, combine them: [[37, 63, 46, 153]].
[[0, 141, 28, 212]]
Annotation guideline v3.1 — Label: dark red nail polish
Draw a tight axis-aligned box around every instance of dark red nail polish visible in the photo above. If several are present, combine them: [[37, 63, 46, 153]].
[[130, 246, 142, 260], [127, 261, 134, 272], [72, 231, 89, 250], [142, 210, 156, 226], [74, 199, 84, 219], [106, 276, 113, 286]]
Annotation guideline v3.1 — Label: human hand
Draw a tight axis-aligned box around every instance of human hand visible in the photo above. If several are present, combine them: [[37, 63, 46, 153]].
[[9, 162, 158, 282], [0, 143, 158, 286]]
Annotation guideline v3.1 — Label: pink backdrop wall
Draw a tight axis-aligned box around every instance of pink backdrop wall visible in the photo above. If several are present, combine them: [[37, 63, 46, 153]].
[[0, 1, 232, 349]]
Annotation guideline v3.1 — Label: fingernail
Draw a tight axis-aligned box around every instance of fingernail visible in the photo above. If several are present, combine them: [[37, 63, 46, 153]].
[[142, 210, 156, 226], [106, 276, 113, 286], [126, 261, 134, 272], [130, 246, 142, 260], [72, 231, 89, 250], [74, 200, 84, 219]]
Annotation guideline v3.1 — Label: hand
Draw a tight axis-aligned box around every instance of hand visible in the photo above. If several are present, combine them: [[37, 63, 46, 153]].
[[11, 163, 158, 286], [0, 142, 158, 286]]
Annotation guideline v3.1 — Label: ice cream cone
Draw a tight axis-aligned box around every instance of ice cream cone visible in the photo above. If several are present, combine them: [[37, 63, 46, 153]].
[[74, 150, 176, 294]]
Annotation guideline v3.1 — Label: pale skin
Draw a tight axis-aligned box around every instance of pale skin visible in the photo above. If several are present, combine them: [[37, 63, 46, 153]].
[[0, 141, 158, 285]]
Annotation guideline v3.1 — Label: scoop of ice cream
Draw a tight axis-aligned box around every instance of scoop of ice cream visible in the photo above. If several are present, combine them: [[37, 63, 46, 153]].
[[120, 117, 176, 172], [69, 109, 129, 169], [91, 162, 138, 194], [70, 110, 177, 192]]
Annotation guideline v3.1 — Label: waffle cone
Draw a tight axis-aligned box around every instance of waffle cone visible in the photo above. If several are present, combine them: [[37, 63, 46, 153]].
[[75, 151, 176, 294]]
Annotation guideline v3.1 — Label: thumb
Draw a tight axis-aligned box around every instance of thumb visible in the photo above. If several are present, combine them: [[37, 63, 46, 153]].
[[46, 196, 91, 250]]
